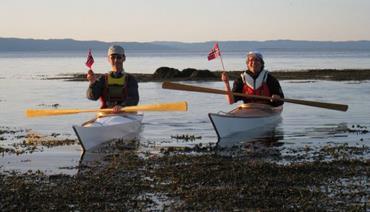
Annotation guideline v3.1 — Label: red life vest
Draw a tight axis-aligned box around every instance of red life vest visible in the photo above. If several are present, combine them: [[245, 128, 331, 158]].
[[99, 73, 128, 108], [241, 70, 271, 103]]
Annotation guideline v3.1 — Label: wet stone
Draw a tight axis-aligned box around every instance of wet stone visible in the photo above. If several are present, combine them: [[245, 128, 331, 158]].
[[45, 68, 370, 82]]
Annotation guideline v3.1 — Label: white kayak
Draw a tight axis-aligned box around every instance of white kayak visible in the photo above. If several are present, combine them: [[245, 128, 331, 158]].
[[73, 113, 143, 151], [208, 103, 283, 139]]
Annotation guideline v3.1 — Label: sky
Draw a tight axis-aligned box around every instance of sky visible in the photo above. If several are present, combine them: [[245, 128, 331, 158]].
[[1, 0, 370, 42]]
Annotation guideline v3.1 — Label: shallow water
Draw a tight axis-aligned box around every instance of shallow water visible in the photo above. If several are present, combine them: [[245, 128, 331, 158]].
[[1, 77, 369, 174], [1, 49, 370, 79], [1, 51, 370, 174]]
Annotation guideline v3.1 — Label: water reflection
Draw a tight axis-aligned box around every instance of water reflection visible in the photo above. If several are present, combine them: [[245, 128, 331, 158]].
[[77, 139, 139, 175], [216, 125, 284, 158], [217, 120, 283, 147]]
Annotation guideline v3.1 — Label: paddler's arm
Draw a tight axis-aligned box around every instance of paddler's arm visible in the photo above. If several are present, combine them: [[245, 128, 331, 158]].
[[221, 72, 235, 104], [231, 78, 247, 103], [86, 72, 105, 101], [267, 74, 284, 107]]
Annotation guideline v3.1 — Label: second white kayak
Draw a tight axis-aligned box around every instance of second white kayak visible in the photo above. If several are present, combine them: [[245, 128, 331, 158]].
[[208, 103, 283, 139]]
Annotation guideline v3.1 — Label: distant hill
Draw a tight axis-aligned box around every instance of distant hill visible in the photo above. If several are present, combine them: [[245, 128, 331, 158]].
[[0, 38, 177, 52], [1, 37, 370, 52]]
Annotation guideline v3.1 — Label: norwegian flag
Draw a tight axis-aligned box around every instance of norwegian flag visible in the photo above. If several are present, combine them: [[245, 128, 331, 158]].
[[207, 43, 221, 61], [85, 49, 94, 69]]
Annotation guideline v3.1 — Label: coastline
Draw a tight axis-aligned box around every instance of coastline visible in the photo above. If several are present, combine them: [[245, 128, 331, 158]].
[[47, 68, 370, 82]]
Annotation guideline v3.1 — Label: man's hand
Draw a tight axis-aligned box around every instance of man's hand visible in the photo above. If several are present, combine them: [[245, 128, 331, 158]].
[[221, 72, 229, 82], [221, 72, 234, 104], [271, 95, 282, 102], [112, 105, 122, 113], [86, 69, 96, 83]]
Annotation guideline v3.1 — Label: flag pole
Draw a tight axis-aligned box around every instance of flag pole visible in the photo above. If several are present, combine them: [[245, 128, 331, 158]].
[[219, 53, 226, 72], [207, 42, 226, 72], [216, 42, 226, 72], [85, 49, 95, 83], [215, 43, 234, 104], [207, 42, 232, 103], [85, 49, 94, 71]]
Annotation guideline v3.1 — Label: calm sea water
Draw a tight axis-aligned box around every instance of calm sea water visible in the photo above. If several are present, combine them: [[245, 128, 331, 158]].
[[1, 50, 370, 175], [1, 49, 370, 79]]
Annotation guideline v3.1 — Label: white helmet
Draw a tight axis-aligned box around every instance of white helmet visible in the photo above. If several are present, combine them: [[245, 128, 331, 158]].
[[247, 51, 264, 63]]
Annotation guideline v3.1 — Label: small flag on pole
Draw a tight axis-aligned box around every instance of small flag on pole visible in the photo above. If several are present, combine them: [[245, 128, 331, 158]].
[[85, 49, 94, 69], [207, 43, 221, 61]]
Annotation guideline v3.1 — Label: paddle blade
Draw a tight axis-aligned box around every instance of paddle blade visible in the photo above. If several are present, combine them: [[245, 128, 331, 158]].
[[26, 109, 83, 118], [121, 101, 188, 112]]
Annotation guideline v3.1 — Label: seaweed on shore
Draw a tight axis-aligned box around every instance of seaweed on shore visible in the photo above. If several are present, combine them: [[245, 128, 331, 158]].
[[37, 103, 60, 108], [1, 143, 369, 211], [0, 127, 78, 154], [170, 134, 202, 141]]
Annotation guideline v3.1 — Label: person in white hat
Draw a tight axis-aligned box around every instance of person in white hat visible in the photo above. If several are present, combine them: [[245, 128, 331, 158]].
[[221, 51, 284, 106], [86, 45, 139, 112]]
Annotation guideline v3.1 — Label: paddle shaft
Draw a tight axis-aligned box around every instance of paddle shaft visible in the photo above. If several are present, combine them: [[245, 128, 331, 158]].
[[26, 101, 188, 118], [162, 81, 348, 112]]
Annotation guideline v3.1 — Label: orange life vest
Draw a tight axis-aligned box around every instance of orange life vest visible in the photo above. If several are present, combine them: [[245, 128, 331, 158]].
[[241, 70, 271, 103]]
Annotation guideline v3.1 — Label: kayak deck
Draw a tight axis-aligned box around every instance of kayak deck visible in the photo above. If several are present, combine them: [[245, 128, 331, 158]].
[[209, 103, 282, 139], [73, 113, 143, 151]]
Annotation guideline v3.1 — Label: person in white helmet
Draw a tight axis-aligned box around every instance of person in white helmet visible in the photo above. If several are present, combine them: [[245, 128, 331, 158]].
[[221, 51, 284, 106], [86, 45, 139, 112]]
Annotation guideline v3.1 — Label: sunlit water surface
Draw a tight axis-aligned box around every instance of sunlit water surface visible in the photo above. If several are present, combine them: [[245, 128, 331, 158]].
[[1, 52, 369, 175]]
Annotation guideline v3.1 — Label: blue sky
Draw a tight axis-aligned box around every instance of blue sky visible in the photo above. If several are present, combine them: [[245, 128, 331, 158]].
[[1, 0, 369, 42]]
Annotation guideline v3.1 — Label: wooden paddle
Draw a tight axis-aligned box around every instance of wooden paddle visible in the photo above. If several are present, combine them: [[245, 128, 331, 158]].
[[162, 81, 348, 112], [26, 101, 188, 118]]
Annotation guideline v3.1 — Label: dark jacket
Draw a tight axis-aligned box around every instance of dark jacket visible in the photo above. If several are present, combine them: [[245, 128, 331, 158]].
[[87, 71, 139, 108], [232, 70, 284, 107]]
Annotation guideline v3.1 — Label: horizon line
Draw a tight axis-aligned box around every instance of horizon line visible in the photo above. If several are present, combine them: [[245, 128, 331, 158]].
[[1, 36, 370, 43]]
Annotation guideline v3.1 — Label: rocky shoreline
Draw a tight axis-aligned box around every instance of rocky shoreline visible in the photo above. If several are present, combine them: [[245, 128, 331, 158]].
[[47, 67, 370, 82]]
